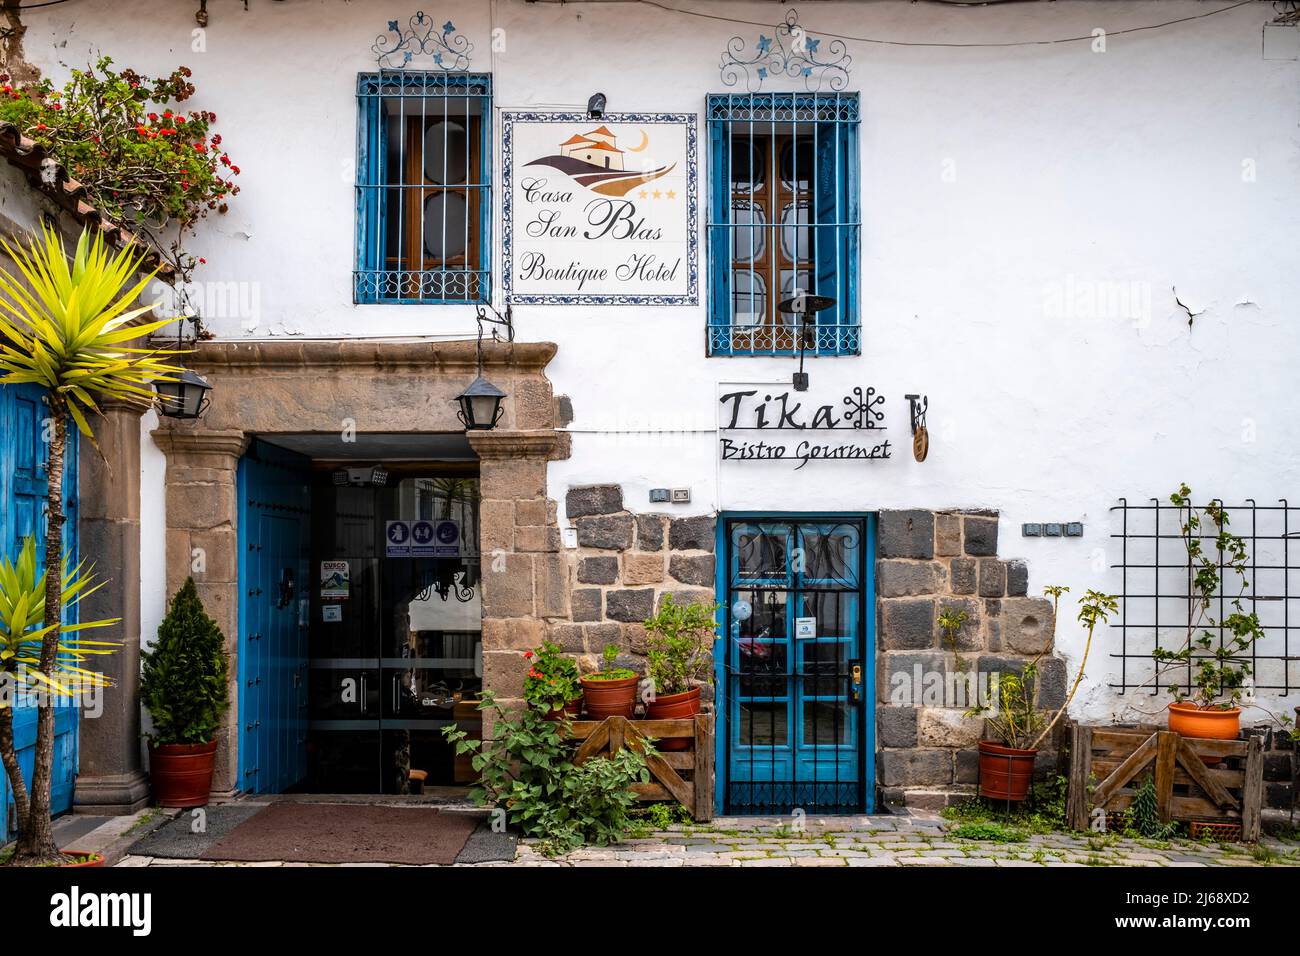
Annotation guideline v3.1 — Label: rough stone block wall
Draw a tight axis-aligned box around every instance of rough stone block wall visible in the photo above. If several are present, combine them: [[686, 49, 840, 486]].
[[479, 480, 717, 712], [877, 509, 1066, 811]]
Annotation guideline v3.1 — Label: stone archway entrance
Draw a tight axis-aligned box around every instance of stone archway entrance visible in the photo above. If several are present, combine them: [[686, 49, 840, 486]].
[[152, 339, 565, 796]]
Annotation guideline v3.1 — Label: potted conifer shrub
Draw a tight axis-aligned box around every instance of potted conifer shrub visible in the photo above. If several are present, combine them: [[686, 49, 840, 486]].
[[141, 578, 230, 807], [580, 643, 639, 720], [643, 595, 719, 749]]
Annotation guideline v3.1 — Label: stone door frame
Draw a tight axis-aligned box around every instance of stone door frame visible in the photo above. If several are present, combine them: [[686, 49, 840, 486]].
[[151, 339, 565, 795]]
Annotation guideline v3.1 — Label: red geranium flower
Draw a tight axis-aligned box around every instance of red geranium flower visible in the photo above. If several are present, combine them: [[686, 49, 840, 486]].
[[523, 651, 533, 659]]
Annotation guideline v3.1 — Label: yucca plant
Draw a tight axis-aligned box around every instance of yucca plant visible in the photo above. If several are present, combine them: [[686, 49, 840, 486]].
[[0, 225, 178, 864], [0, 537, 119, 864]]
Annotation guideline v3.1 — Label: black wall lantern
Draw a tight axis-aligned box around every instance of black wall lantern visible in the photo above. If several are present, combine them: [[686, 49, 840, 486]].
[[155, 367, 213, 419], [587, 92, 607, 119], [455, 303, 514, 431], [456, 375, 506, 430], [155, 305, 214, 419]]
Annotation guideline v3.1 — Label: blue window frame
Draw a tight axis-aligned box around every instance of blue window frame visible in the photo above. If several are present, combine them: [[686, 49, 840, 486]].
[[355, 72, 492, 304], [707, 93, 860, 356]]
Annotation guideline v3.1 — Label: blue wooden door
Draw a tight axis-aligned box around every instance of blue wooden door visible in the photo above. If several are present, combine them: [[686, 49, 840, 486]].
[[1, 383, 79, 840], [720, 516, 874, 814], [237, 441, 311, 795]]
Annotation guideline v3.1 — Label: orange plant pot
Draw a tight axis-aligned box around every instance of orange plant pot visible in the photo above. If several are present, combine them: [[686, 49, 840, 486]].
[[580, 675, 639, 720], [977, 741, 1037, 801], [1167, 701, 1242, 741], [60, 851, 105, 867], [644, 687, 701, 750]]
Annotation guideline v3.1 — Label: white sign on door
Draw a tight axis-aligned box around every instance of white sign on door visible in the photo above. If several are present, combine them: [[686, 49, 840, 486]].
[[503, 112, 698, 305]]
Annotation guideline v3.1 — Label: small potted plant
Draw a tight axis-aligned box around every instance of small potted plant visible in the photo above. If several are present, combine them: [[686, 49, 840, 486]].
[[643, 595, 719, 749], [969, 587, 1116, 800], [1151, 485, 1265, 741], [580, 642, 639, 720], [524, 640, 583, 719], [141, 578, 230, 807]]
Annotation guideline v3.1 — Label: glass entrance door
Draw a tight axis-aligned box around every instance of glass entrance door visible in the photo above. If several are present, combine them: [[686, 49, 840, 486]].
[[721, 517, 874, 813], [308, 474, 481, 793]]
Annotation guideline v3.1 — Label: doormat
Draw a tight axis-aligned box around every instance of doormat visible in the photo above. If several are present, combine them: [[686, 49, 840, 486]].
[[200, 803, 481, 865], [127, 804, 269, 860]]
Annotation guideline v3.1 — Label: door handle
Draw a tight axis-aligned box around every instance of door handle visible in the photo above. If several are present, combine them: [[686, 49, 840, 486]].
[[849, 661, 863, 702]]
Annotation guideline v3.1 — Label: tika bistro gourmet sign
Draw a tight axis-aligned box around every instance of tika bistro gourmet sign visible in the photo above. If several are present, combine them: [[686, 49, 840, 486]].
[[502, 112, 697, 305], [718, 386, 895, 470]]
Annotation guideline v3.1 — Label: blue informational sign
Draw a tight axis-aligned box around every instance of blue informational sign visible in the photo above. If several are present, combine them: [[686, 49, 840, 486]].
[[385, 520, 411, 557], [434, 519, 461, 557], [410, 519, 437, 557]]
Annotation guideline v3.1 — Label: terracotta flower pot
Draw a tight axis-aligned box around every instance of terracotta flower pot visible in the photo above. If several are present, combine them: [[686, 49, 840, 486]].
[[1167, 701, 1242, 741], [644, 687, 701, 750], [149, 740, 218, 808], [542, 698, 583, 721], [580, 675, 639, 720], [60, 851, 104, 867], [977, 740, 1037, 801]]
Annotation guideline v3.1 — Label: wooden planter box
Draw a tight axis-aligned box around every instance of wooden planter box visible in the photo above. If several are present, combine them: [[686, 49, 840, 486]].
[[1066, 723, 1263, 842], [567, 715, 714, 822]]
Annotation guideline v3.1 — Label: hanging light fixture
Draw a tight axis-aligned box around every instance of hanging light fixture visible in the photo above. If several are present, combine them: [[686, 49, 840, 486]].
[[456, 304, 513, 432], [155, 366, 213, 419]]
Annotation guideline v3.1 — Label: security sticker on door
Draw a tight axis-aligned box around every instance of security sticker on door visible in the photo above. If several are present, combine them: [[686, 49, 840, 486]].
[[321, 604, 343, 623], [795, 617, 817, 639], [320, 561, 349, 599]]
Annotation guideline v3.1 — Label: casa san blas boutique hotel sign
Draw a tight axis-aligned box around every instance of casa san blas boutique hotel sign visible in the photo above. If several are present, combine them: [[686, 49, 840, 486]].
[[503, 112, 698, 305]]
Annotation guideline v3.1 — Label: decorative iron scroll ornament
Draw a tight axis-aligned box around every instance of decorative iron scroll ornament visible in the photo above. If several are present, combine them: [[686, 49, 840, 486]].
[[843, 387, 885, 430], [372, 12, 473, 70], [720, 9, 851, 93], [905, 394, 929, 462]]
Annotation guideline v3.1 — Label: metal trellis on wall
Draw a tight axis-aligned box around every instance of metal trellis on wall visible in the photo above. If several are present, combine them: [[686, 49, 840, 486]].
[[1109, 498, 1300, 698]]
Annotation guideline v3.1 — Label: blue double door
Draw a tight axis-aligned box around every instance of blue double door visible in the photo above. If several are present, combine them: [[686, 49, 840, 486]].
[[1, 383, 80, 840], [720, 516, 875, 814]]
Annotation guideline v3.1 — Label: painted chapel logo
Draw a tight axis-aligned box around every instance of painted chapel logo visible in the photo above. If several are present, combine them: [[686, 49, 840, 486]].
[[524, 125, 675, 197], [503, 112, 698, 305]]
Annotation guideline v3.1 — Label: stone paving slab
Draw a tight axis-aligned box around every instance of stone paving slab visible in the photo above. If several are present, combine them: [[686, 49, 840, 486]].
[[109, 807, 1300, 868]]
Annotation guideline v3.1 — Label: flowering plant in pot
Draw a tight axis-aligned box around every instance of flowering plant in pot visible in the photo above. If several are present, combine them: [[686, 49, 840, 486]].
[[1150, 485, 1265, 741], [967, 587, 1117, 801], [642, 595, 719, 749], [140, 578, 229, 807], [523, 640, 582, 719], [580, 643, 639, 720]]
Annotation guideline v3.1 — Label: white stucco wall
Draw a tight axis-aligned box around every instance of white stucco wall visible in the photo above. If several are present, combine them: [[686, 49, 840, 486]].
[[19, 0, 1300, 723]]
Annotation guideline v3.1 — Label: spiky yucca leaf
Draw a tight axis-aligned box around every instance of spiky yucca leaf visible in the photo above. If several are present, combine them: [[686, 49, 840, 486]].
[[0, 536, 120, 700], [0, 225, 185, 435]]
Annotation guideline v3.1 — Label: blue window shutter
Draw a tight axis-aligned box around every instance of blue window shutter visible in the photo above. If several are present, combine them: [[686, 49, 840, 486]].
[[708, 116, 731, 356]]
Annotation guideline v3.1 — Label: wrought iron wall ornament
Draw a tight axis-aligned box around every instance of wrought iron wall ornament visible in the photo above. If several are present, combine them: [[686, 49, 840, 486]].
[[720, 9, 851, 93], [905, 394, 929, 462], [372, 12, 473, 70], [842, 386, 885, 430]]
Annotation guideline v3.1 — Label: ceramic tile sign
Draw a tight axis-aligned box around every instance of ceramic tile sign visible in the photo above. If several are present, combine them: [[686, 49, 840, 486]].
[[320, 561, 349, 600], [385, 520, 411, 557], [503, 112, 698, 305]]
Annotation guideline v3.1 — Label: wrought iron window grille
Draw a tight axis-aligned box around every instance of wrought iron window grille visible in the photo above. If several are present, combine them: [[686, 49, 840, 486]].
[[707, 92, 861, 358], [354, 70, 492, 304]]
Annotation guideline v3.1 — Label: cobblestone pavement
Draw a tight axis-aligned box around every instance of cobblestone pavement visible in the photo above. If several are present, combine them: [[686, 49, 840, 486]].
[[114, 812, 1300, 867]]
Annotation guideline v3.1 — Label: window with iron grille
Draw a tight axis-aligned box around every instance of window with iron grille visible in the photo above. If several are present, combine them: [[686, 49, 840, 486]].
[[355, 72, 492, 304], [707, 93, 860, 356]]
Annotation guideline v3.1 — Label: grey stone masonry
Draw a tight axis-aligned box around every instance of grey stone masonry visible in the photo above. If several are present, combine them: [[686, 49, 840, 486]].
[[876, 509, 1070, 810], [541, 484, 718, 681]]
